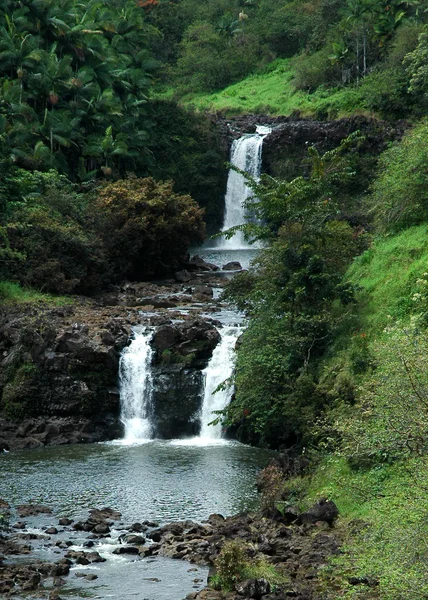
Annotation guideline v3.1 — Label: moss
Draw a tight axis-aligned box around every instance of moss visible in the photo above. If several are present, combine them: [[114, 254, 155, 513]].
[[1, 362, 40, 419]]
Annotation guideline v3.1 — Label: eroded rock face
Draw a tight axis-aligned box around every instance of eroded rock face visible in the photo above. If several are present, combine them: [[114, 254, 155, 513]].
[[151, 366, 204, 438], [0, 282, 224, 448], [0, 302, 140, 450], [151, 319, 220, 368]]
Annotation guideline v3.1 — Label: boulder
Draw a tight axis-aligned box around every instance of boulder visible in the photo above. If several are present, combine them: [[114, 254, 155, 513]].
[[175, 270, 192, 282], [235, 578, 271, 598], [299, 498, 338, 526], [222, 261, 242, 271], [187, 256, 220, 272]]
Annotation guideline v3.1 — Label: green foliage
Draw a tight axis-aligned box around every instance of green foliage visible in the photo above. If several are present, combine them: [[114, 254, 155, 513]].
[[347, 225, 428, 328], [336, 322, 428, 466], [258, 465, 285, 516], [1, 362, 39, 419], [222, 137, 362, 447], [93, 176, 205, 281], [0, 511, 9, 533], [214, 540, 249, 590], [405, 25, 428, 103], [148, 100, 228, 228], [369, 121, 428, 231], [213, 540, 287, 592], [5, 177, 108, 294], [174, 20, 269, 94], [0, 280, 70, 304], [0, 0, 157, 179]]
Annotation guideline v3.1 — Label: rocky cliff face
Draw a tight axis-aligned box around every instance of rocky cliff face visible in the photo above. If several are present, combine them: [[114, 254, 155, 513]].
[[215, 114, 406, 182], [0, 302, 139, 450], [0, 279, 224, 451]]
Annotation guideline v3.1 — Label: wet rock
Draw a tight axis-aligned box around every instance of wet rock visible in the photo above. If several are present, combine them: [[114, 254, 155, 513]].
[[235, 578, 271, 597], [93, 523, 110, 534], [46, 527, 58, 534], [129, 522, 147, 533], [175, 270, 192, 282], [187, 256, 220, 272], [112, 546, 140, 555], [193, 285, 214, 300], [58, 517, 73, 526], [152, 325, 183, 353], [222, 261, 242, 271], [50, 562, 70, 577], [17, 504, 52, 517], [123, 534, 146, 545]]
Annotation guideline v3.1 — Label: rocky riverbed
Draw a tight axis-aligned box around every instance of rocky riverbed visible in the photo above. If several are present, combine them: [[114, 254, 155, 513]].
[[0, 495, 344, 600]]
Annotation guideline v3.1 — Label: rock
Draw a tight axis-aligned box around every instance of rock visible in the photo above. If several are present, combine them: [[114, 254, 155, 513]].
[[17, 504, 52, 517], [46, 527, 58, 535], [129, 522, 147, 533], [58, 518, 73, 526], [50, 562, 70, 577], [175, 270, 192, 282], [235, 578, 271, 597], [222, 261, 242, 271], [187, 256, 220, 272], [299, 499, 338, 526], [151, 325, 182, 353], [123, 534, 146, 545], [193, 285, 214, 299], [89, 507, 121, 521], [93, 523, 110, 534], [112, 546, 140, 555]]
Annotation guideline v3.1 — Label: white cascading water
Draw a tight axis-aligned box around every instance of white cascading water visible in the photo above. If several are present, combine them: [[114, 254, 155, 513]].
[[219, 125, 271, 249], [119, 329, 154, 441], [199, 326, 241, 439]]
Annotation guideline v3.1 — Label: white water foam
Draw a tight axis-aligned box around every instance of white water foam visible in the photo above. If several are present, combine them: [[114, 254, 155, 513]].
[[219, 125, 271, 249], [119, 328, 154, 443]]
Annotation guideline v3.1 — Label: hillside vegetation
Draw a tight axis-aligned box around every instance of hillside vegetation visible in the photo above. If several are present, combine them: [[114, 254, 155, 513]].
[[1, 2, 428, 598]]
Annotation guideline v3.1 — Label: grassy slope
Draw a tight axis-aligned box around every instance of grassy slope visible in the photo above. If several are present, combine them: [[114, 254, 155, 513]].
[[177, 59, 368, 118], [0, 281, 71, 306], [289, 225, 428, 599]]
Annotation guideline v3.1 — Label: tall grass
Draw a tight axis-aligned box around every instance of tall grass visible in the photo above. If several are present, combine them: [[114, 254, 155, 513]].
[[0, 281, 71, 305]]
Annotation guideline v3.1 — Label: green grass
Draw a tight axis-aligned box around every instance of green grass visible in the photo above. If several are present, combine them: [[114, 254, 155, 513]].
[[173, 59, 369, 118], [347, 225, 428, 331], [290, 456, 428, 600], [0, 281, 72, 305]]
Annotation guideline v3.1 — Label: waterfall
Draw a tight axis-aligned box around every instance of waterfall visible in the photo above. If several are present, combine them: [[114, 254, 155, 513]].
[[119, 328, 154, 441], [220, 125, 271, 249], [199, 326, 241, 439]]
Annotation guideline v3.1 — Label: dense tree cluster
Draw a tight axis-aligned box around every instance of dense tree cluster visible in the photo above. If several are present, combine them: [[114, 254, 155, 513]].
[[0, 0, 159, 179], [146, 0, 428, 117]]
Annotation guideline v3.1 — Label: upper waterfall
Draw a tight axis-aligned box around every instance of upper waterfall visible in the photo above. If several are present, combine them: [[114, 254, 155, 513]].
[[219, 125, 271, 250], [119, 328, 154, 442]]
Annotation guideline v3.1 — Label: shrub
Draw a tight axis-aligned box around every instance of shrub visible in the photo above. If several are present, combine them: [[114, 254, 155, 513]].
[[6, 183, 108, 294], [214, 540, 249, 590], [93, 177, 205, 281], [369, 121, 428, 232]]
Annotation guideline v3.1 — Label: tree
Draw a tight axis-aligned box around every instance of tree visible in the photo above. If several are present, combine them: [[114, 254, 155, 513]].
[[92, 177, 205, 281], [222, 136, 363, 447]]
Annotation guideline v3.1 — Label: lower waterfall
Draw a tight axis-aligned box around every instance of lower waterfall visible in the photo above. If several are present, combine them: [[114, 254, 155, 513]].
[[119, 328, 154, 441], [199, 325, 241, 439], [119, 325, 241, 442]]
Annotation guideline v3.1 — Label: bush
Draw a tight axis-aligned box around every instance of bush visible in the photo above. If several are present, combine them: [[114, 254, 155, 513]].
[[292, 48, 340, 91], [93, 177, 205, 281], [6, 182, 108, 294], [369, 121, 428, 232]]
